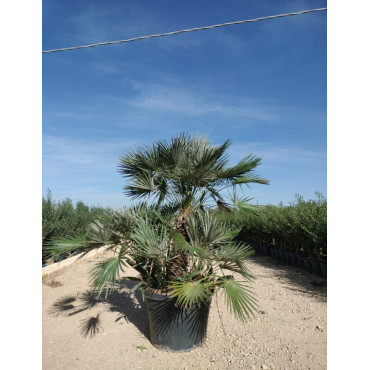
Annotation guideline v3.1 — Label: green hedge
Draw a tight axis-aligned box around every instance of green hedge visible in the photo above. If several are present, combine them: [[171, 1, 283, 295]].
[[42, 190, 112, 262], [43, 191, 327, 263], [219, 192, 327, 261]]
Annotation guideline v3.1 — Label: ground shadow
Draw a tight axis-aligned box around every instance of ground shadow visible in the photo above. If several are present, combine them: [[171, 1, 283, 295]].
[[250, 254, 327, 302], [48, 279, 150, 339], [80, 313, 104, 338], [103, 280, 150, 340], [48, 293, 81, 316]]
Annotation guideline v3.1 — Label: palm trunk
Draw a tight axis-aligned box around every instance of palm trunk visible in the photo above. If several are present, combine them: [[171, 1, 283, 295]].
[[169, 214, 190, 278]]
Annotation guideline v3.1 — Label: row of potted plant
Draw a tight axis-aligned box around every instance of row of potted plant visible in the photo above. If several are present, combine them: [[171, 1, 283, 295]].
[[251, 243, 326, 279], [218, 193, 327, 278]]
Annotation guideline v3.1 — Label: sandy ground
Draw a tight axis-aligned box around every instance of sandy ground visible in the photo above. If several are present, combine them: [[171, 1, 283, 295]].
[[42, 253, 327, 370]]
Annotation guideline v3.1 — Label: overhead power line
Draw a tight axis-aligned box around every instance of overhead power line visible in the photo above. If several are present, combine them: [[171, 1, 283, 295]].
[[43, 7, 327, 54]]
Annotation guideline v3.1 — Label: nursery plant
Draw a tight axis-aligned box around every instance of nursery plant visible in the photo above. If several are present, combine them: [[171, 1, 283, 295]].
[[45, 133, 269, 350]]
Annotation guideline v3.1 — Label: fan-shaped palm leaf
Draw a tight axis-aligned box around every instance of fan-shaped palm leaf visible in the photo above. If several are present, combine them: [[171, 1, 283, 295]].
[[118, 133, 269, 214], [130, 216, 168, 259], [186, 211, 238, 248], [170, 229, 210, 261], [215, 242, 255, 280], [169, 280, 214, 308], [89, 243, 129, 297], [220, 277, 258, 322], [43, 235, 88, 261]]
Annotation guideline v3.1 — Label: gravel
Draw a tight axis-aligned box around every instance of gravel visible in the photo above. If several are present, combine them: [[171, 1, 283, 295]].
[[43, 254, 327, 369]]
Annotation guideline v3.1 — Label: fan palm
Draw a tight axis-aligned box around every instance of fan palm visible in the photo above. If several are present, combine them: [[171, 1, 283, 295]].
[[118, 133, 269, 276], [45, 206, 258, 321], [118, 133, 269, 216], [45, 133, 269, 322]]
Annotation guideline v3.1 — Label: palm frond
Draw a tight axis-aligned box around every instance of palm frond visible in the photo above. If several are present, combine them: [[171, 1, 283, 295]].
[[169, 280, 214, 308], [220, 277, 258, 321], [186, 211, 235, 248], [216, 242, 254, 263], [232, 174, 270, 186], [213, 154, 269, 186], [170, 229, 210, 260], [110, 208, 137, 236], [88, 220, 114, 245], [117, 134, 269, 212], [130, 216, 168, 258], [89, 250, 127, 298], [124, 171, 157, 199], [43, 235, 88, 260], [229, 193, 263, 215], [215, 242, 255, 280]]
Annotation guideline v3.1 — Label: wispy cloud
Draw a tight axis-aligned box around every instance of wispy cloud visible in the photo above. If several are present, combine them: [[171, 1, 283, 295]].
[[63, 2, 268, 55], [42, 134, 141, 206], [90, 61, 126, 75], [229, 141, 325, 165], [45, 75, 325, 140], [123, 82, 279, 123], [42, 134, 137, 180], [66, 3, 183, 47]]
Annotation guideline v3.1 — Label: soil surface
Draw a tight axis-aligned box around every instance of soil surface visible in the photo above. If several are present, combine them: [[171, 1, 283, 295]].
[[43, 253, 327, 369]]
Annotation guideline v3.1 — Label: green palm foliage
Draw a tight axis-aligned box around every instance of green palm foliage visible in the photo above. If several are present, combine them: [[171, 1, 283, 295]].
[[118, 133, 269, 214], [46, 134, 269, 321], [46, 206, 259, 320]]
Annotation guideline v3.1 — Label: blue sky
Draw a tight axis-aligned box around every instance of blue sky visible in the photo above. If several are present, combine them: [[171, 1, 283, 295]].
[[42, 0, 327, 208]]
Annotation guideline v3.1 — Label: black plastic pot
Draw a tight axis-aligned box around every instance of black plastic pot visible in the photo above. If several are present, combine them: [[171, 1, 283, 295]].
[[282, 251, 288, 262], [283, 251, 291, 265], [289, 252, 298, 266], [144, 290, 211, 352], [262, 245, 271, 257], [55, 253, 68, 263], [296, 255, 305, 269], [303, 257, 313, 273], [319, 261, 327, 279], [252, 244, 260, 253], [275, 250, 283, 261], [311, 260, 322, 276]]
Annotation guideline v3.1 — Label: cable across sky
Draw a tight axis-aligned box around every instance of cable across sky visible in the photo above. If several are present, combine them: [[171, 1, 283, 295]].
[[42, 7, 327, 54]]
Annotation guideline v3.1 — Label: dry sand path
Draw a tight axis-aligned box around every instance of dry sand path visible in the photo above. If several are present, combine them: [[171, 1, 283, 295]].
[[43, 253, 327, 369]]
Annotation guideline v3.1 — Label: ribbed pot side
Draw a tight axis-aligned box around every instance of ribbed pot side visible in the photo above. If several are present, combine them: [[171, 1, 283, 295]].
[[144, 290, 212, 352]]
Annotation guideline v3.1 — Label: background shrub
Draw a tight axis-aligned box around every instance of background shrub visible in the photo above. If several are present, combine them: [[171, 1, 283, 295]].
[[42, 190, 112, 263], [43, 191, 327, 263], [218, 192, 327, 260]]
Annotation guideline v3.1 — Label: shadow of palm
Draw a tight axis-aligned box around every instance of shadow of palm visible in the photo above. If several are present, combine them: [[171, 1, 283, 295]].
[[103, 280, 150, 339], [48, 294, 80, 316], [48, 280, 149, 339], [80, 313, 103, 338]]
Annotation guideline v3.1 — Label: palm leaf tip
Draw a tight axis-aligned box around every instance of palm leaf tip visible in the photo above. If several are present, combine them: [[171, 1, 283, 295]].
[[222, 278, 258, 322], [43, 236, 87, 260], [89, 257, 123, 298], [169, 280, 213, 308]]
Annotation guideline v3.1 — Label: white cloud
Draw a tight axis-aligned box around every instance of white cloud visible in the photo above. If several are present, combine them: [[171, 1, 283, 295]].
[[229, 141, 326, 166], [42, 134, 140, 180], [128, 82, 278, 122]]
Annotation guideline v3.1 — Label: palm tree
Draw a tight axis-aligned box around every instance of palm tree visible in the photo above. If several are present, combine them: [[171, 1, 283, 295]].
[[45, 133, 269, 323], [118, 133, 269, 216], [46, 205, 258, 321], [118, 133, 269, 275]]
